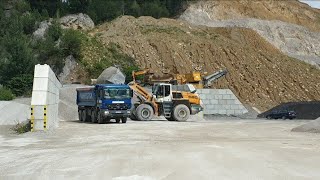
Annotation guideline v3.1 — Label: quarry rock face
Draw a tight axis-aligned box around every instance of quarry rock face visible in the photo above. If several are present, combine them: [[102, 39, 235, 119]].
[[180, 0, 320, 68], [59, 13, 95, 31]]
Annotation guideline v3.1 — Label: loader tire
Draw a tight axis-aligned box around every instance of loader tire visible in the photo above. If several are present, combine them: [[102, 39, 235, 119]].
[[173, 104, 190, 122], [136, 104, 154, 121]]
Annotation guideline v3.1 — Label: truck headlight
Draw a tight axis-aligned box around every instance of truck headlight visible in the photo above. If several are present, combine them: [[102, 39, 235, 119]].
[[127, 110, 131, 114], [104, 111, 109, 115]]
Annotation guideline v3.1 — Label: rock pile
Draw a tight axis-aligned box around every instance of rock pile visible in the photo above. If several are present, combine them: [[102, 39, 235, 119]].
[[292, 117, 320, 133], [258, 101, 320, 120]]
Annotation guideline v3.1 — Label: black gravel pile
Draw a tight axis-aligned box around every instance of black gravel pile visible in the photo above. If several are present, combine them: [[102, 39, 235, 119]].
[[258, 101, 320, 120]]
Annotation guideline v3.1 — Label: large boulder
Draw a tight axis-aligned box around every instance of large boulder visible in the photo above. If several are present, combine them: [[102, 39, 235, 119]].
[[33, 20, 52, 40], [58, 55, 77, 83], [96, 67, 126, 84], [59, 13, 95, 31]]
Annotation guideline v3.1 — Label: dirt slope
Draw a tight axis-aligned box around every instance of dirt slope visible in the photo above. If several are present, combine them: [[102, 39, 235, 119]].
[[180, 0, 320, 67], [92, 16, 320, 111], [183, 0, 320, 32]]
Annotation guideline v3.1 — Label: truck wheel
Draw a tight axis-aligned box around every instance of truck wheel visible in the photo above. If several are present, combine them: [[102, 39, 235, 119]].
[[86, 110, 91, 122], [165, 117, 175, 121], [116, 118, 121, 123], [91, 111, 97, 123], [136, 104, 154, 121], [121, 117, 127, 123], [82, 110, 87, 122], [78, 111, 83, 121], [97, 112, 104, 124], [173, 104, 190, 122]]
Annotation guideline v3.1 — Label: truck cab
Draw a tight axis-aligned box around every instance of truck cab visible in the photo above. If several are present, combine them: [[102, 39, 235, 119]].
[[77, 84, 133, 124]]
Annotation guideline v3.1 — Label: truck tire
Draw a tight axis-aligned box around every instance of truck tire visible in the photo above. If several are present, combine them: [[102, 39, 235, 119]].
[[173, 104, 190, 122], [82, 110, 87, 122], [136, 104, 154, 121], [97, 112, 104, 124], [79, 111, 83, 121], [91, 111, 97, 123], [116, 118, 121, 123], [85, 110, 91, 122], [121, 117, 127, 123]]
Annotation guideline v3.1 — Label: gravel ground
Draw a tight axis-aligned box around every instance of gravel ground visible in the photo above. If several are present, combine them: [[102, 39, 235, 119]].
[[0, 119, 320, 180]]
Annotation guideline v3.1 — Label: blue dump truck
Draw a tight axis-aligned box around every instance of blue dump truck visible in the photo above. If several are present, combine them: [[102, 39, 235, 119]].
[[76, 84, 133, 124]]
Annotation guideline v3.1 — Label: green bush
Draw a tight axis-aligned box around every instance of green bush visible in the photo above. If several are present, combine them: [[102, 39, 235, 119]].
[[11, 121, 31, 134], [46, 21, 63, 41], [0, 87, 15, 101], [123, 65, 140, 83], [61, 29, 86, 59], [7, 74, 33, 97]]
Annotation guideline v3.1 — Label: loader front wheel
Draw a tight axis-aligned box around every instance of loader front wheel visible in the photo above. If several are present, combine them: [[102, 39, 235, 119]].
[[136, 104, 154, 121], [173, 104, 190, 122]]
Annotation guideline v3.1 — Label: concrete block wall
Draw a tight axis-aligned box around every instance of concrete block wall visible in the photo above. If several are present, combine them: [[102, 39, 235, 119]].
[[31, 64, 62, 131], [197, 89, 248, 116]]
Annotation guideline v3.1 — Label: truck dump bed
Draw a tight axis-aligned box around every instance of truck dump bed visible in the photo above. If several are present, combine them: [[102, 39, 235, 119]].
[[76, 87, 95, 107]]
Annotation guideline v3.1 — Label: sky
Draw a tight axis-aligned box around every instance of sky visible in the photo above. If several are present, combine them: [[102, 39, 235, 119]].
[[300, 0, 320, 9]]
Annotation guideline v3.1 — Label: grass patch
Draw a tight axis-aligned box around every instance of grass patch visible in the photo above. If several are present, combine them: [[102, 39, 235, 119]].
[[11, 121, 31, 134], [140, 25, 185, 35]]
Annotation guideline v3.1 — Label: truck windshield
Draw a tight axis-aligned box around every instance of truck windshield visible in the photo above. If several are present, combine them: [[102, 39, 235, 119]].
[[104, 89, 131, 99]]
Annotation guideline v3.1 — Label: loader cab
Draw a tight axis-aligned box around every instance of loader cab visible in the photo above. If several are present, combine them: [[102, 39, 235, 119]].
[[152, 83, 172, 102]]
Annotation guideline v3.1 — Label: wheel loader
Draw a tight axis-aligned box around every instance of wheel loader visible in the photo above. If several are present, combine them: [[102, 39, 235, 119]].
[[129, 71, 203, 122]]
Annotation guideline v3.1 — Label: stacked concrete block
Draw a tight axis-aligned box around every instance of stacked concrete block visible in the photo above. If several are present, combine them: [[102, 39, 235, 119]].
[[197, 89, 248, 116], [31, 64, 62, 131]]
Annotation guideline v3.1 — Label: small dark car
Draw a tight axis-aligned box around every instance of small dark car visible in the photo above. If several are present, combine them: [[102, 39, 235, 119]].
[[266, 110, 297, 120]]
